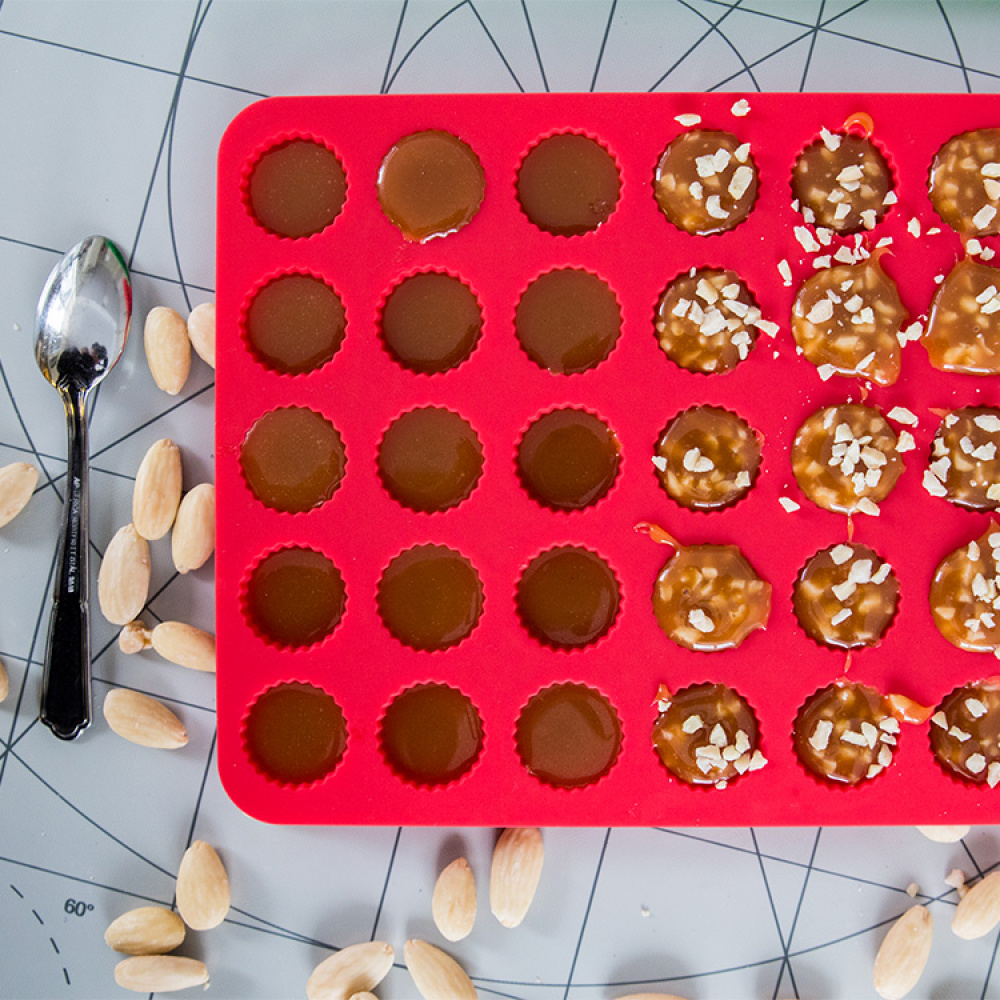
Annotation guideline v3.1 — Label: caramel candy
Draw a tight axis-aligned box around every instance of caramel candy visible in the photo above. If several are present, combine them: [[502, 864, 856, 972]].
[[654, 268, 767, 374], [246, 273, 346, 375], [248, 139, 346, 238], [791, 404, 903, 515], [791, 257, 905, 386], [654, 130, 757, 235], [929, 128, 1000, 237], [653, 543, 770, 652], [516, 683, 622, 788], [924, 258, 1000, 375], [652, 683, 765, 788], [515, 268, 621, 374], [377, 407, 483, 512], [244, 682, 347, 785], [653, 406, 761, 511], [246, 547, 346, 648], [516, 546, 620, 649], [379, 684, 483, 786], [793, 681, 900, 785], [516, 133, 620, 235], [377, 130, 484, 242], [793, 543, 898, 649], [930, 681, 1000, 786], [240, 407, 345, 513], [376, 544, 483, 651], [791, 131, 893, 233], [925, 407, 1000, 510], [380, 272, 482, 374], [517, 408, 620, 511], [930, 528, 1000, 654]]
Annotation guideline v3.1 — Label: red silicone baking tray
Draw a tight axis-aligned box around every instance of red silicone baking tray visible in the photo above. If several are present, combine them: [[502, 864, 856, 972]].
[[216, 93, 1000, 826]]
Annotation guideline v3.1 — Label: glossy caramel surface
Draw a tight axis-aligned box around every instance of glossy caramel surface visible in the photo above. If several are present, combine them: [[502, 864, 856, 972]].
[[925, 258, 1000, 375]]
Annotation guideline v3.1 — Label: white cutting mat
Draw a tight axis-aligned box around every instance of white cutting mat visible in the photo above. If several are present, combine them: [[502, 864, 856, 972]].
[[0, 1, 999, 997]]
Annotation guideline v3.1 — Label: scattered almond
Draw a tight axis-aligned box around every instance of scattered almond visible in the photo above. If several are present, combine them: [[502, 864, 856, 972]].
[[953, 870, 1000, 939], [0, 462, 38, 528], [0, 658, 8, 703], [144, 307, 191, 396], [132, 439, 182, 540], [151, 622, 216, 673], [306, 940, 394, 1000], [114, 955, 208, 993], [404, 939, 476, 1000], [104, 906, 185, 955], [171, 483, 215, 574], [873, 905, 932, 999], [98, 524, 151, 625], [118, 620, 152, 655], [176, 840, 230, 931], [433, 857, 476, 942], [103, 689, 187, 749], [186, 302, 216, 369], [490, 827, 543, 928], [915, 824, 970, 843]]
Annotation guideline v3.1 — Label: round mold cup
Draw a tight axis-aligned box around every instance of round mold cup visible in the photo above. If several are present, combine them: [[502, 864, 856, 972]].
[[652, 265, 766, 376], [791, 679, 901, 789], [515, 544, 622, 651], [376, 129, 485, 242], [514, 130, 622, 237], [242, 133, 347, 239], [377, 682, 485, 788], [242, 269, 347, 376], [928, 678, 1000, 788], [515, 406, 622, 513], [239, 405, 346, 514], [514, 681, 623, 789], [377, 269, 484, 375], [927, 128, 1000, 238], [376, 405, 484, 513], [652, 128, 760, 237], [242, 545, 347, 650], [514, 267, 622, 375], [650, 681, 765, 791], [791, 542, 900, 652], [241, 680, 348, 788], [652, 404, 762, 513], [376, 543, 484, 651], [789, 120, 898, 235]]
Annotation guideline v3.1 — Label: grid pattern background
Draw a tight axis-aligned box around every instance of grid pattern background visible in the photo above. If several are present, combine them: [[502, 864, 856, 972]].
[[0, 1, 999, 997]]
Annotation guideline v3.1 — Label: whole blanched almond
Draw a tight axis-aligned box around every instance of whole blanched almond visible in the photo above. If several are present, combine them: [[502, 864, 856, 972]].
[[348, 994, 378, 1000], [0, 462, 38, 527], [176, 840, 230, 930], [873, 905, 932, 999], [144, 307, 191, 396], [915, 824, 970, 843], [187, 302, 216, 369], [306, 940, 394, 1000], [490, 827, 543, 928], [151, 622, 216, 673], [119, 620, 152, 655], [104, 906, 185, 955], [0, 658, 8, 703], [433, 857, 476, 941], [953, 870, 1000, 939], [171, 483, 215, 574], [404, 939, 476, 1000], [103, 689, 187, 749], [114, 955, 208, 992], [132, 439, 182, 540], [98, 524, 150, 625]]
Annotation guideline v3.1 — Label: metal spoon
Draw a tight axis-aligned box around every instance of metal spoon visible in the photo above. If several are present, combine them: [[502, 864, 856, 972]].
[[35, 236, 132, 740]]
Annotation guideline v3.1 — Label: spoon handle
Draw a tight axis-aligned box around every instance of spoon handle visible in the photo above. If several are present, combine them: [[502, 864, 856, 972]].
[[41, 388, 91, 740]]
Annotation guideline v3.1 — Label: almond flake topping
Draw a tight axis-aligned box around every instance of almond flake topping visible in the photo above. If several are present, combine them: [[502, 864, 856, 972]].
[[688, 608, 714, 633], [675, 113, 701, 127], [779, 496, 800, 512], [730, 98, 751, 117]]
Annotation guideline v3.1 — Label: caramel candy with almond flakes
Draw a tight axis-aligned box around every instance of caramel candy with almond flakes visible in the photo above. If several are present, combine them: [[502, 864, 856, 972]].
[[929, 128, 1000, 237], [930, 681, 1000, 787], [924, 257, 1000, 375]]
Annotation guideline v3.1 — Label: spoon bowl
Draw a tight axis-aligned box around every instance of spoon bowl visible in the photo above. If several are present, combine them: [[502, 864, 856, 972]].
[[35, 235, 131, 740]]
